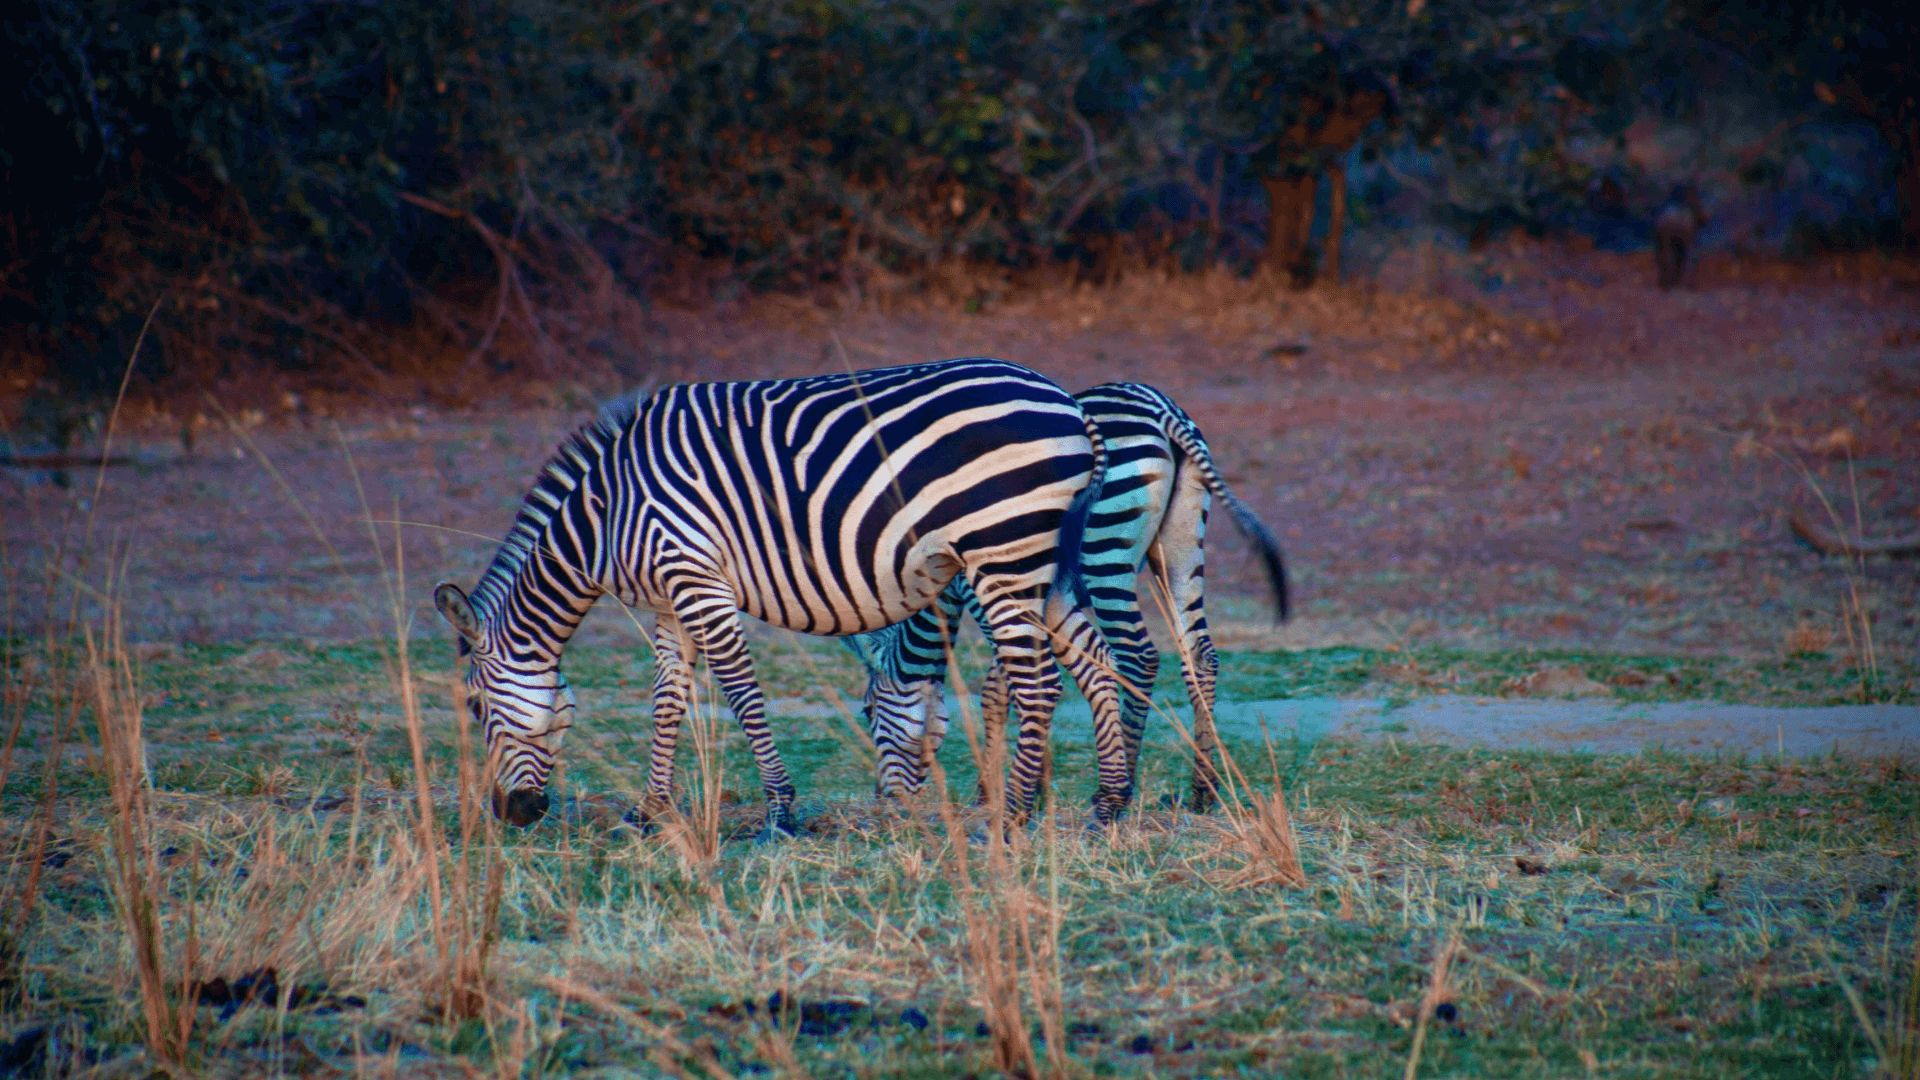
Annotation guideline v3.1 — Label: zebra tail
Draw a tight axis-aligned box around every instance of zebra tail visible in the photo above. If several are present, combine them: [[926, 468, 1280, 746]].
[[1052, 408, 1107, 612], [1160, 409, 1291, 624]]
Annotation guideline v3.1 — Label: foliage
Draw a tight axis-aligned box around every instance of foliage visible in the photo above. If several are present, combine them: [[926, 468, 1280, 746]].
[[0, 0, 1906, 386], [2, 0, 658, 384], [1679, 0, 1919, 244]]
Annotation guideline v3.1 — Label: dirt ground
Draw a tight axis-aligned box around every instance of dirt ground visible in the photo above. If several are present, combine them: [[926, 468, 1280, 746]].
[[6, 244, 1917, 667]]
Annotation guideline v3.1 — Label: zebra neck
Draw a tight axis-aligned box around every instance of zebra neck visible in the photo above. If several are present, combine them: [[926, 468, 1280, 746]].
[[488, 559, 601, 665]]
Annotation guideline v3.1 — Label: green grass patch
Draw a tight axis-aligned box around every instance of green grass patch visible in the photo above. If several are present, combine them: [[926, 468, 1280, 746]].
[[2, 636, 1916, 1077]]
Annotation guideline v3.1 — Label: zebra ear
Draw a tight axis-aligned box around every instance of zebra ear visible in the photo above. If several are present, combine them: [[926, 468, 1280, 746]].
[[434, 582, 481, 646]]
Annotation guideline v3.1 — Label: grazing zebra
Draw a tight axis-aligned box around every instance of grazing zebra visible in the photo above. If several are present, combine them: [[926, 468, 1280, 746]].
[[850, 381, 1288, 813], [433, 357, 1132, 837]]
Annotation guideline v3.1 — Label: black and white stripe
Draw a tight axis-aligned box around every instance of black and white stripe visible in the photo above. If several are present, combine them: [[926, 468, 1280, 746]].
[[434, 358, 1130, 834], [851, 381, 1287, 812]]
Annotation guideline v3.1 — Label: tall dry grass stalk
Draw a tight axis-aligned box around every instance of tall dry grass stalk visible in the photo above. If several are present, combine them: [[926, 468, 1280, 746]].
[[654, 669, 727, 900], [1755, 440, 1883, 701], [1, 306, 153, 968], [920, 633, 1068, 1080], [1831, 453, 1882, 700], [1402, 928, 1462, 1080], [1826, 879, 1920, 1080], [85, 576, 194, 1068], [18, 306, 209, 1064], [1144, 575, 1307, 890], [350, 438, 502, 1020], [1209, 740, 1309, 891]]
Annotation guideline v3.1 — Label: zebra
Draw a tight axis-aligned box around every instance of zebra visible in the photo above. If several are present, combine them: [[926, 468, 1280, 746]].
[[432, 357, 1134, 838], [848, 381, 1288, 813]]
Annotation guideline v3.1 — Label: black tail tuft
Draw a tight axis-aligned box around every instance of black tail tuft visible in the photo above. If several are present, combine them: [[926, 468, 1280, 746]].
[[1221, 495, 1290, 623]]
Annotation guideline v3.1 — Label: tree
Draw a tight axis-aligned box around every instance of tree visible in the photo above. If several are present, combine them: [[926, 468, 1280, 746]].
[[1684, 0, 1919, 247]]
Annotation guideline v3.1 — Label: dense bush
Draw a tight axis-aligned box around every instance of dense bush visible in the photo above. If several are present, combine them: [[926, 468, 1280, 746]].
[[2, 0, 1910, 386]]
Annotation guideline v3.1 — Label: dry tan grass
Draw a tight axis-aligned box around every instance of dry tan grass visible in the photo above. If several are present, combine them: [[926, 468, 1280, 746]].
[[920, 678, 1066, 1080], [87, 586, 193, 1067], [1785, 615, 1837, 657]]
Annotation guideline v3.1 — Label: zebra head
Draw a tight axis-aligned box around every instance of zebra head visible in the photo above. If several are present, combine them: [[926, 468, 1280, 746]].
[[861, 671, 949, 797], [434, 582, 576, 827]]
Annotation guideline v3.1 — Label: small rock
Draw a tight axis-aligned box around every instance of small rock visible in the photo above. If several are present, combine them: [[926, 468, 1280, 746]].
[[41, 839, 76, 869], [766, 992, 866, 1036], [194, 966, 282, 1020], [1128, 1034, 1153, 1054]]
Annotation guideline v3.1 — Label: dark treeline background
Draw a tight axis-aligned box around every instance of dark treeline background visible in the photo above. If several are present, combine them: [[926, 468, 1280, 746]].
[[3, 0, 1914, 392]]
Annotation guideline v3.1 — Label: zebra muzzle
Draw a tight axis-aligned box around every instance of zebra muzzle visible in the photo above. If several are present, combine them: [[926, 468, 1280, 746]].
[[493, 786, 550, 827]]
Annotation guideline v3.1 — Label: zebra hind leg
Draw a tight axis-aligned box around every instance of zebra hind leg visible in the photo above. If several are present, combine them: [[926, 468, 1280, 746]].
[[1047, 604, 1136, 827], [1149, 484, 1225, 814], [1181, 633, 1223, 813]]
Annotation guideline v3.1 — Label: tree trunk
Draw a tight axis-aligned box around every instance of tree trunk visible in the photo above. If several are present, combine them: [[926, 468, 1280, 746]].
[[1903, 122, 1920, 250], [1325, 164, 1346, 284], [1260, 86, 1389, 288], [1206, 157, 1226, 264], [1262, 173, 1314, 277]]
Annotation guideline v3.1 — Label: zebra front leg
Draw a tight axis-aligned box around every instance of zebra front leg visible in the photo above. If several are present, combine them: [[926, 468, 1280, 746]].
[[969, 657, 1010, 805], [633, 615, 694, 830], [677, 599, 798, 839], [979, 617, 1061, 825]]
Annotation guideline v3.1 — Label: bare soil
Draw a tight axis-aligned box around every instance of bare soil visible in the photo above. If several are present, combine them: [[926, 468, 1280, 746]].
[[6, 245, 1917, 668]]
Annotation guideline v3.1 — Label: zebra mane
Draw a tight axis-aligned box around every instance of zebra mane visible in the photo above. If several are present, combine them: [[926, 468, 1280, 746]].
[[466, 394, 644, 621]]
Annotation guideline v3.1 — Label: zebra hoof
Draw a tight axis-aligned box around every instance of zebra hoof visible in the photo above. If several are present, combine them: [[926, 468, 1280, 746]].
[[618, 807, 659, 836], [1089, 790, 1132, 830], [756, 810, 799, 844], [967, 823, 1021, 847]]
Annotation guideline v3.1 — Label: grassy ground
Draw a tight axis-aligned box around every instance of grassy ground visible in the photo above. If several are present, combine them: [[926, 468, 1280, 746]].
[[3, 634, 1916, 1078]]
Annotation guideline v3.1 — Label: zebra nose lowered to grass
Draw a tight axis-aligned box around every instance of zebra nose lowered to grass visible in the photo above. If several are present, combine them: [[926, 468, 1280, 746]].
[[493, 787, 549, 827]]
